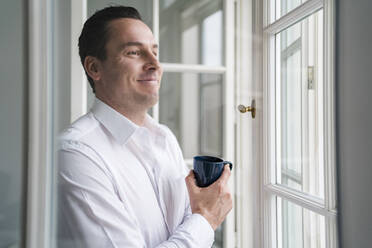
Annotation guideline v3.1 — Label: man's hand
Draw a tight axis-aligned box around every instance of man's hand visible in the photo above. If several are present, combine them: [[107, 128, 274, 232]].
[[185, 164, 233, 230]]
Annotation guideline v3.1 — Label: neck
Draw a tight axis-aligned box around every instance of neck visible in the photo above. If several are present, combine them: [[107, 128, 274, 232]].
[[97, 96, 148, 126]]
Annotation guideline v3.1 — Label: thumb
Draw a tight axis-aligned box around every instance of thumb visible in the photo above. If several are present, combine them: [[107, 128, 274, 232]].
[[216, 164, 231, 185]]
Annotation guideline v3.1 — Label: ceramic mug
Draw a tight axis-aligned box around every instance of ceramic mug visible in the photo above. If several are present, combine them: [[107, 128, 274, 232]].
[[193, 156, 233, 187]]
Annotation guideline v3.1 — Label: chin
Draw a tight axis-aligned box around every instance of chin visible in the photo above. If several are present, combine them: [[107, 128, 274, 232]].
[[148, 95, 159, 107], [137, 93, 159, 110]]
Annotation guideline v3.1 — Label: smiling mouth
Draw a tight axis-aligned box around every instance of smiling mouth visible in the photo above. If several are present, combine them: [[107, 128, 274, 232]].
[[137, 79, 158, 83]]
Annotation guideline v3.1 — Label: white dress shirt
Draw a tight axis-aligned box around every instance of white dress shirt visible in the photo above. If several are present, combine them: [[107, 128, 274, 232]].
[[57, 99, 214, 248]]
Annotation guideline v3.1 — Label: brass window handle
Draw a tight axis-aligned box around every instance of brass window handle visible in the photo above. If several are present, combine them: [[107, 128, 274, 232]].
[[238, 100, 256, 118]]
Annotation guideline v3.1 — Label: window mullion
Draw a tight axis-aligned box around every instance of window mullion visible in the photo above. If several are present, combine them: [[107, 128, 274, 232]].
[[152, 0, 160, 122], [264, 0, 323, 34], [162, 63, 226, 73], [326, 216, 338, 248], [152, 0, 159, 42], [323, 0, 337, 214], [324, 1, 337, 248], [264, 184, 334, 217]]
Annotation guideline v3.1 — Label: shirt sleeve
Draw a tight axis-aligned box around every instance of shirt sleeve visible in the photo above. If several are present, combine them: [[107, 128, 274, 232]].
[[155, 213, 214, 248], [58, 141, 147, 248], [58, 140, 214, 248]]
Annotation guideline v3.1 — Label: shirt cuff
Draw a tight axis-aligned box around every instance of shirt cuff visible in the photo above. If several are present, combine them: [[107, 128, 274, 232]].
[[183, 213, 215, 248]]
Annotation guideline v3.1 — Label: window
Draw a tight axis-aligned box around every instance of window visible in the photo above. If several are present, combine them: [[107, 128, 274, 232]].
[[26, 0, 337, 247], [263, 0, 337, 247], [276, 9, 324, 199]]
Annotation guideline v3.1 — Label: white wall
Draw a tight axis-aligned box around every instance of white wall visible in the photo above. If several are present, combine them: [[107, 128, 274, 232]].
[[336, 0, 372, 246]]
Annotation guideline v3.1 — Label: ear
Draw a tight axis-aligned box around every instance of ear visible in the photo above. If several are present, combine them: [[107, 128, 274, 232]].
[[84, 56, 101, 82]]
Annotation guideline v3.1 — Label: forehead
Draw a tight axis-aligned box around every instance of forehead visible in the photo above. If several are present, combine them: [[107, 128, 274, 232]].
[[106, 18, 156, 45]]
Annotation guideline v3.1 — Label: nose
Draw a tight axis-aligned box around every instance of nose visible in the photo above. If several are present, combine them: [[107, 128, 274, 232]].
[[143, 51, 161, 71]]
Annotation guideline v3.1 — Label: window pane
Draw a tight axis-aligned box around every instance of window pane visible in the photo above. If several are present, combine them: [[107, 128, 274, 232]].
[[159, 0, 224, 65], [277, 197, 326, 248], [275, 10, 324, 198], [0, 0, 27, 247], [87, 0, 153, 27], [159, 72, 224, 247], [275, 0, 307, 20], [159, 72, 223, 159]]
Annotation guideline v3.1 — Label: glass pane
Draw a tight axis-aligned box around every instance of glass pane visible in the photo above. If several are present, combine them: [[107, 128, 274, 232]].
[[159, 0, 224, 65], [213, 225, 224, 248], [159, 72, 223, 159], [159, 72, 224, 247], [53, 0, 81, 246], [275, 10, 324, 198], [87, 0, 153, 109], [88, 0, 153, 27], [275, 0, 307, 20], [277, 197, 326, 248], [0, 0, 27, 247]]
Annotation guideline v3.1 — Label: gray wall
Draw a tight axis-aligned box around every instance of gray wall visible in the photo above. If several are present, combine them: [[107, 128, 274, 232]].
[[336, 0, 372, 247], [0, 0, 27, 247]]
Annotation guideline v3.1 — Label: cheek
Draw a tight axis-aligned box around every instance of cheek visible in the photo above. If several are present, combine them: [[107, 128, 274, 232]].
[[119, 61, 140, 79], [107, 62, 136, 84]]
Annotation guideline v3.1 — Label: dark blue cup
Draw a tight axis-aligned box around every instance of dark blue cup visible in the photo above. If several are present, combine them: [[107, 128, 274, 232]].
[[193, 156, 233, 187]]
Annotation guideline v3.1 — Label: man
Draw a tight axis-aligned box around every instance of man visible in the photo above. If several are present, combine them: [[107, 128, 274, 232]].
[[58, 6, 232, 248]]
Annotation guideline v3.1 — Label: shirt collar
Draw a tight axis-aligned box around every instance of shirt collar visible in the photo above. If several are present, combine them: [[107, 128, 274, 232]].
[[91, 98, 139, 145], [91, 98, 164, 145]]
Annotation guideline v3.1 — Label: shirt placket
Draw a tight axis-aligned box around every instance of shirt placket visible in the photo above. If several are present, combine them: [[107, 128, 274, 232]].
[[131, 128, 171, 236]]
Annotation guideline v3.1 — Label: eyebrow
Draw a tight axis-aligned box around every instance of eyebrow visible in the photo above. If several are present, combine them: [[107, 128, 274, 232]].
[[120, 42, 158, 50]]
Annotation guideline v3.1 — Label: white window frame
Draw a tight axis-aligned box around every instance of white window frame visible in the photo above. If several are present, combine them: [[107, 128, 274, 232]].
[[27, 0, 54, 247], [234, 0, 263, 247], [262, 0, 337, 247]]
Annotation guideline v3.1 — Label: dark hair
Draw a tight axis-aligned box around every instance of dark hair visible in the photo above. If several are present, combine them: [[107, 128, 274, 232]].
[[78, 6, 142, 93]]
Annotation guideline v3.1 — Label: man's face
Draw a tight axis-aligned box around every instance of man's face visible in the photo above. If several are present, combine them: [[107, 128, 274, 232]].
[[95, 18, 162, 112]]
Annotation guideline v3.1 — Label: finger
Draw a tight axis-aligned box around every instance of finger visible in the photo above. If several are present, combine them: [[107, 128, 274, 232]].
[[185, 170, 198, 190], [217, 164, 231, 184]]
